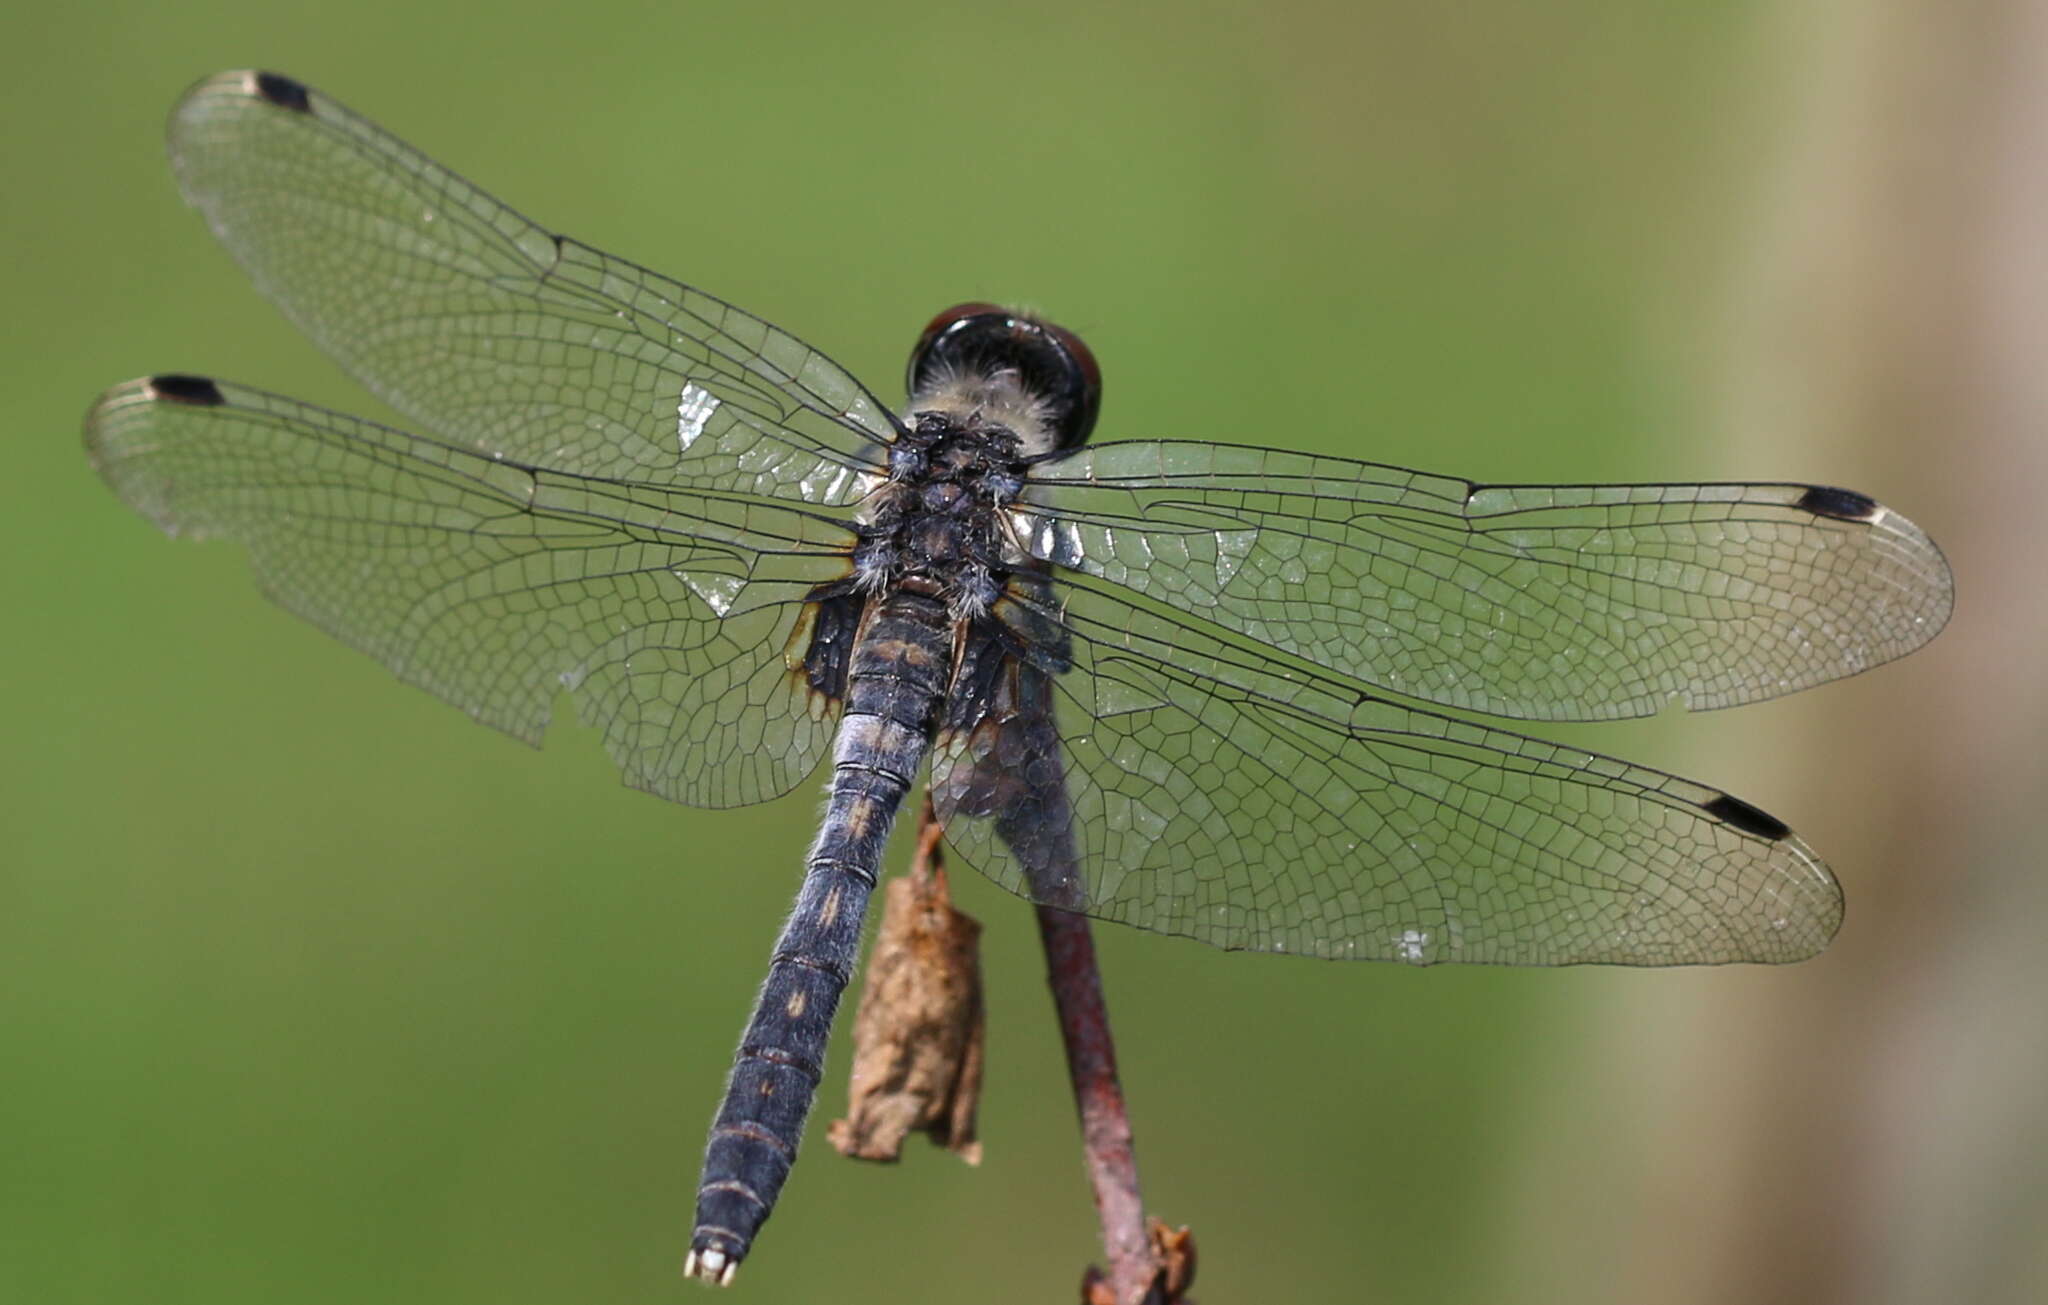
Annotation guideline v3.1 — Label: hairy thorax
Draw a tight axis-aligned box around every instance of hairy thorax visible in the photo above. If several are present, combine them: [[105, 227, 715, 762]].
[[851, 394, 1037, 622]]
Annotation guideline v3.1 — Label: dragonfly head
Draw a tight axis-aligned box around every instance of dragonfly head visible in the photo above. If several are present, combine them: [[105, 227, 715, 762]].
[[907, 303, 1101, 455]]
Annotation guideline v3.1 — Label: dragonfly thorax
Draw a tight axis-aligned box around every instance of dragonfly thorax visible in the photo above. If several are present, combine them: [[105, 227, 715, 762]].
[[853, 411, 1026, 619]]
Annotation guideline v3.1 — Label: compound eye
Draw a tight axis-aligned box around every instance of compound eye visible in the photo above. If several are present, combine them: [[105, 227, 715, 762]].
[[913, 302, 1007, 362], [921, 301, 1007, 339], [1042, 322, 1102, 449], [908, 302, 1009, 402]]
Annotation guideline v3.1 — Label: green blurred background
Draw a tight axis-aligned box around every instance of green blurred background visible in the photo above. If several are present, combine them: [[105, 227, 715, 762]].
[[5, 3, 2039, 1303]]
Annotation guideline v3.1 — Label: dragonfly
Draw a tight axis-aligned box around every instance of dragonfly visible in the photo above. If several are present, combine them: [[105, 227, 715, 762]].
[[85, 71, 1954, 1285]]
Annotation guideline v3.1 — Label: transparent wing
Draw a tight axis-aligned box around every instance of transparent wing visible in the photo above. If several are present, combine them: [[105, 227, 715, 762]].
[[931, 575, 1840, 965], [86, 375, 855, 808], [1018, 440, 1954, 721], [167, 70, 897, 502]]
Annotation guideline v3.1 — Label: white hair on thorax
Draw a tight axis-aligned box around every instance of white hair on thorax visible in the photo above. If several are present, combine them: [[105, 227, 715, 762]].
[[908, 360, 1060, 458]]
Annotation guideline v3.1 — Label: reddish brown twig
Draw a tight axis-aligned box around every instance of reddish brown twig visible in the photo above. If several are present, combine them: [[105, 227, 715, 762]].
[[1038, 903, 1194, 1304], [846, 800, 1193, 1301]]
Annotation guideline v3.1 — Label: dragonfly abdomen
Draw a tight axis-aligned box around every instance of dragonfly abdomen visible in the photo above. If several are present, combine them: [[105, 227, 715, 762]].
[[688, 589, 953, 1285]]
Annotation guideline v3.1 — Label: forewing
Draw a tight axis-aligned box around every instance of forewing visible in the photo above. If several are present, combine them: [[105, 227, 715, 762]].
[[86, 376, 853, 808], [931, 577, 1840, 965], [167, 70, 896, 502], [1019, 440, 1953, 721]]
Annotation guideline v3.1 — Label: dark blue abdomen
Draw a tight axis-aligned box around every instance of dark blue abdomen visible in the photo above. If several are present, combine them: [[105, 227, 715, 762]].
[[688, 587, 953, 1280]]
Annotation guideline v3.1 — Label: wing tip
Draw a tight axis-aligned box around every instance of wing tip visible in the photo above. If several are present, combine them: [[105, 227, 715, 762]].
[[1795, 483, 1957, 662], [174, 70, 315, 131], [83, 375, 230, 534], [84, 373, 228, 454], [1697, 792, 1845, 963]]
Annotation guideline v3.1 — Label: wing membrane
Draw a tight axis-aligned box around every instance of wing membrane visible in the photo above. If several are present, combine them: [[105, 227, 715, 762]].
[[112, 71, 1922, 964], [931, 575, 1841, 965], [1019, 440, 1954, 721], [86, 375, 853, 808], [167, 71, 896, 502]]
